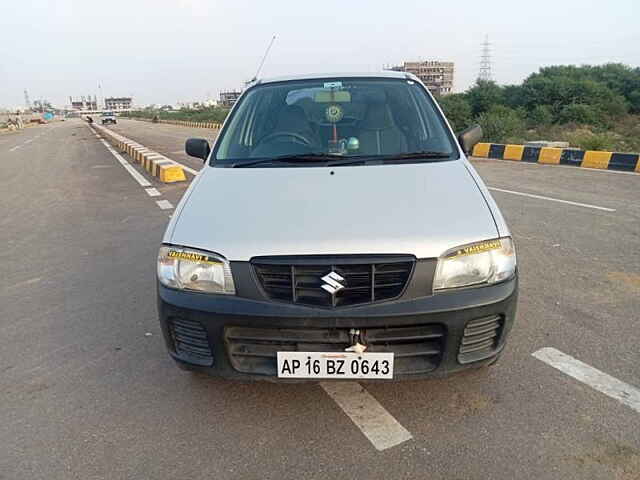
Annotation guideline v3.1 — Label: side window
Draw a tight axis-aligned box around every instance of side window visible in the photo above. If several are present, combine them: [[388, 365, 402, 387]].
[[216, 91, 257, 159]]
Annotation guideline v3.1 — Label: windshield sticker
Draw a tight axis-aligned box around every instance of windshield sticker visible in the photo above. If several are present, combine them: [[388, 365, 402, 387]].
[[168, 250, 221, 264], [323, 81, 342, 89]]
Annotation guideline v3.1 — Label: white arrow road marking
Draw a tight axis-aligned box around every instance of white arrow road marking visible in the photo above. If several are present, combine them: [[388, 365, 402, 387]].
[[321, 382, 413, 451], [532, 347, 640, 414]]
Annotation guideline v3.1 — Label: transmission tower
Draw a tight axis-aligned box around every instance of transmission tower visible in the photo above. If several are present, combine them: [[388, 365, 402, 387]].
[[24, 89, 32, 110], [478, 35, 492, 82]]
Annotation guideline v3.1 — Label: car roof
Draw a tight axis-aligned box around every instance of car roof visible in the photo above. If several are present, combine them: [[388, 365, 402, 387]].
[[255, 71, 417, 86]]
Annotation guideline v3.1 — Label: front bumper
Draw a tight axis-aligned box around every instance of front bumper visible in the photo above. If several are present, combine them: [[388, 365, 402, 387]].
[[157, 275, 518, 381]]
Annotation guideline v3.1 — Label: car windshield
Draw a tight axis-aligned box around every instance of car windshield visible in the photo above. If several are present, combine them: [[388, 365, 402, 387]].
[[213, 77, 459, 166]]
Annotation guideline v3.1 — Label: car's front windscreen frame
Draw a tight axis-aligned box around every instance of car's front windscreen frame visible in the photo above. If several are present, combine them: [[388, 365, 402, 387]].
[[209, 76, 461, 167]]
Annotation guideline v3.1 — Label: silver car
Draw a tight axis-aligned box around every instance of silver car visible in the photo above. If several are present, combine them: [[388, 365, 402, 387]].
[[157, 72, 518, 381]]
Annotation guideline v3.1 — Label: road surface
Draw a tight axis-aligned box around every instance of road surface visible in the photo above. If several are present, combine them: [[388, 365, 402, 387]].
[[2, 119, 639, 480]]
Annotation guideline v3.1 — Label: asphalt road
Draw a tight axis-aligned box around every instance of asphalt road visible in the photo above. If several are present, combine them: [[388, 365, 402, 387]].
[[2, 119, 639, 480]]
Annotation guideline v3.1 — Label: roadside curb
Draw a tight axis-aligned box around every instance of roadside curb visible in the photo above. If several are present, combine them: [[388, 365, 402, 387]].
[[93, 124, 187, 183], [472, 143, 640, 173], [128, 117, 222, 130]]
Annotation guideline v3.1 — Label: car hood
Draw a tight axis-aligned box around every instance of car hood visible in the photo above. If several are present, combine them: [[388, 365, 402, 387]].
[[168, 161, 498, 261]]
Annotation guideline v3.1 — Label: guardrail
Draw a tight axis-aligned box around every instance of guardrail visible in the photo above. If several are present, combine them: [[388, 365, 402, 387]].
[[472, 143, 640, 173], [128, 117, 222, 129]]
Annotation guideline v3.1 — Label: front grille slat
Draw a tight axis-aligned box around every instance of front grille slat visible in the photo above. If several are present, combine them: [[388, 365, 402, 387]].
[[461, 330, 498, 346], [253, 256, 414, 308], [226, 324, 445, 376]]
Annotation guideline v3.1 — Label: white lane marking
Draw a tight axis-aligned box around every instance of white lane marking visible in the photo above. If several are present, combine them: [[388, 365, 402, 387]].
[[5, 276, 42, 291], [91, 125, 174, 212], [24, 139, 33, 144], [488, 187, 616, 212], [96, 124, 199, 176], [98, 138, 151, 187], [320, 382, 413, 451], [532, 347, 640, 414], [173, 161, 199, 176], [9, 145, 21, 152]]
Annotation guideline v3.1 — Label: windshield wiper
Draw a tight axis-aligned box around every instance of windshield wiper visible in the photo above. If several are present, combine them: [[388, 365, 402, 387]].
[[231, 153, 340, 168], [376, 151, 452, 160], [326, 151, 453, 167], [231, 151, 452, 168]]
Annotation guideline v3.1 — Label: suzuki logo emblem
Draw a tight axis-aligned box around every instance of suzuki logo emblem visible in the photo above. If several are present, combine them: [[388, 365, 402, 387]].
[[321, 271, 345, 294]]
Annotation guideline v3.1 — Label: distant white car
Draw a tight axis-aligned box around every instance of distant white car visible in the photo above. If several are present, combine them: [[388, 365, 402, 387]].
[[101, 112, 117, 125]]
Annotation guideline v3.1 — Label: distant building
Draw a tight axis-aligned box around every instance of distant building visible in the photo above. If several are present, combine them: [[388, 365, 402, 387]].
[[219, 90, 242, 108], [70, 95, 98, 111], [104, 97, 133, 111], [387, 61, 454, 96]]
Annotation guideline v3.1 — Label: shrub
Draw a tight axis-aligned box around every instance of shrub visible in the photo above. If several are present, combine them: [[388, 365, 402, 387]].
[[528, 105, 553, 126], [476, 105, 526, 143], [566, 130, 617, 151], [557, 104, 601, 125]]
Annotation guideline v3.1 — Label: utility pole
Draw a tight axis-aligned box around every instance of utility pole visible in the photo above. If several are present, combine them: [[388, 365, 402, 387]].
[[478, 34, 492, 82], [98, 82, 104, 111], [24, 89, 32, 111]]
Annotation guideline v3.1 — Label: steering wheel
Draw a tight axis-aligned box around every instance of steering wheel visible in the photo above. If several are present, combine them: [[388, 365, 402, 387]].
[[257, 131, 314, 147]]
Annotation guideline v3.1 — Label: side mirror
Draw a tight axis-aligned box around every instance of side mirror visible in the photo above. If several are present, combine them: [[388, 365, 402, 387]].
[[185, 138, 211, 161], [457, 125, 483, 155]]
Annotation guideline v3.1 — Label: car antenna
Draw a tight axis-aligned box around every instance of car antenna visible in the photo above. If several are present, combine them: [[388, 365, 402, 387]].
[[247, 35, 276, 85]]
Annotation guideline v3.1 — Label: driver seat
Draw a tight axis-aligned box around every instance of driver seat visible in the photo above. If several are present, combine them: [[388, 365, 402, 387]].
[[251, 105, 319, 157], [273, 105, 318, 145]]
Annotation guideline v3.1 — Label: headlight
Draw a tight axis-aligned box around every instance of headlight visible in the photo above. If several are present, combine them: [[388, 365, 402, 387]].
[[433, 237, 516, 290], [157, 246, 235, 294]]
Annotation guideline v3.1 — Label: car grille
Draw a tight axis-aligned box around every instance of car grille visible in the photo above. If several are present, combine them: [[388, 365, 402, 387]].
[[225, 324, 445, 376], [252, 256, 414, 308], [458, 315, 503, 363], [168, 317, 214, 366]]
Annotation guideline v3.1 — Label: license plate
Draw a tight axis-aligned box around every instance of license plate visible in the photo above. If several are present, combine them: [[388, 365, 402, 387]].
[[277, 351, 394, 379]]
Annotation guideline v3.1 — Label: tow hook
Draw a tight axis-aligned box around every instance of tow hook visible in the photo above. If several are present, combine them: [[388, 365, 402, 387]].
[[345, 328, 368, 354]]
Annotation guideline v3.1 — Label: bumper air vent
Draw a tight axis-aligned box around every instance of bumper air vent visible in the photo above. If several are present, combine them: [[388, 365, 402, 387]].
[[458, 315, 504, 364], [168, 317, 213, 367]]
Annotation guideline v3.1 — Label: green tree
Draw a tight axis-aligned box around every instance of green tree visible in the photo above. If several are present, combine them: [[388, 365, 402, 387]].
[[628, 89, 640, 113], [437, 94, 472, 132], [466, 80, 504, 116], [528, 105, 553, 126], [502, 84, 525, 109]]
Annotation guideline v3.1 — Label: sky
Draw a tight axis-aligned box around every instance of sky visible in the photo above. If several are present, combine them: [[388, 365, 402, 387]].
[[1, 0, 639, 108]]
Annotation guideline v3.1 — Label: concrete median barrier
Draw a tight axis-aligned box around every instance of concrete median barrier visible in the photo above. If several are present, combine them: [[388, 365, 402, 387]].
[[93, 124, 187, 183], [127, 117, 222, 130], [472, 142, 640, 173]]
